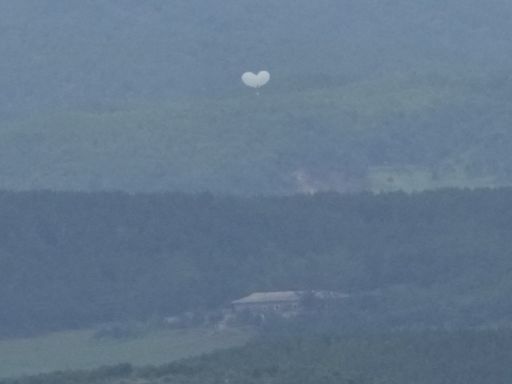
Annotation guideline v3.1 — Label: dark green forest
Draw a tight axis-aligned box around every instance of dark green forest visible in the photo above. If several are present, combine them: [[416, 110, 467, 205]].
[[2, 188, 512, 337], [2, 1, 512, 193], [5, 330, 512, 384]]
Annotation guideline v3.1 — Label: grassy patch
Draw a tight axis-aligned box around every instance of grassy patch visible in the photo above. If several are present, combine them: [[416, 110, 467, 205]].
[[0, 326, 253, 379]]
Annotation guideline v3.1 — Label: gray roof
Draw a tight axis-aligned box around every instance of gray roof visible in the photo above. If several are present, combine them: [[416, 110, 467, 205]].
[[232, 291, 301, 305], [232, 290, 349, 305]]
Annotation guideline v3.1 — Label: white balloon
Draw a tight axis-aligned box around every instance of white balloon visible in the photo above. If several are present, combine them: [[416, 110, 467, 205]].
[[241, 71, 270, 88]]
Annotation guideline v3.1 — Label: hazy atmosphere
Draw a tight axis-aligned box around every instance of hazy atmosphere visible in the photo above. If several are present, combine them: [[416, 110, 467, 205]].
[[1, 1, 512, 382]]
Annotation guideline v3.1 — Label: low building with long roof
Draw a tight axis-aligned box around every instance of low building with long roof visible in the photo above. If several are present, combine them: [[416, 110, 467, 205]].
[[231, 290, 348, 314]]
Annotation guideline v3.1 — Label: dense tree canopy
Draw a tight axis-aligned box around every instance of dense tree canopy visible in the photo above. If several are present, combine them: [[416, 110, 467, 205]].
[[1, 188, 512, 336]]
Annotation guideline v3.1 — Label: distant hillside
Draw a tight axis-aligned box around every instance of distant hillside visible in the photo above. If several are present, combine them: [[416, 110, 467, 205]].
[[2, 72, 512, 194], [1, 1, 512, 193], [2, 0, 511, 117], [2, 189, 512, 336]]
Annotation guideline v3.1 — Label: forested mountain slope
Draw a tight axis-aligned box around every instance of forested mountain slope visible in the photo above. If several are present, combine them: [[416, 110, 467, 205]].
[[1, 1, 512, 193], [2, 189, 512, 336]]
